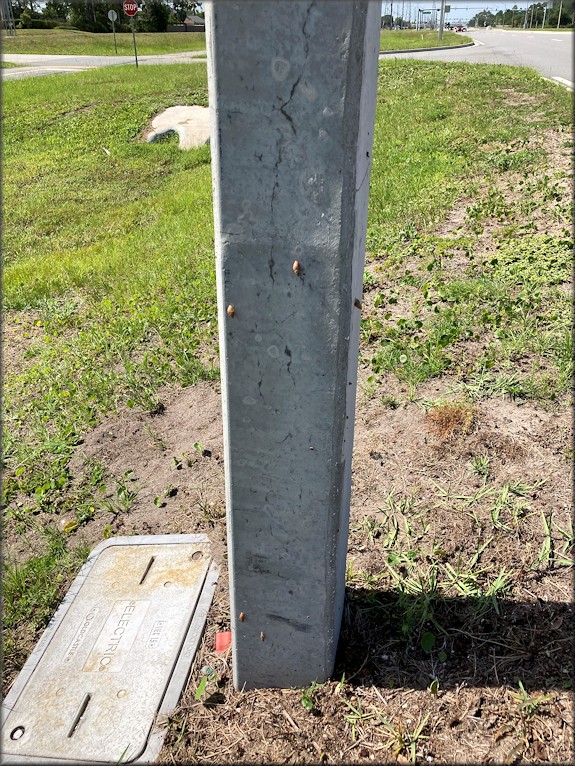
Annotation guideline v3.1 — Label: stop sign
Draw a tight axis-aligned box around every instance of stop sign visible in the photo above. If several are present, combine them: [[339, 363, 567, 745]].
[[123, 0, 138, 16]]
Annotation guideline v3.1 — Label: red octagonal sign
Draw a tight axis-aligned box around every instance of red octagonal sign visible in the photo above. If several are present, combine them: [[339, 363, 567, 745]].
[[123, 0, 138, 16]]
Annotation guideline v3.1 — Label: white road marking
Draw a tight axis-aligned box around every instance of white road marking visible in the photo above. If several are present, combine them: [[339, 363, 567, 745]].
[[552, 38, 564, 42], [473, 39, 484, 46], [2, 65, 98, 76]]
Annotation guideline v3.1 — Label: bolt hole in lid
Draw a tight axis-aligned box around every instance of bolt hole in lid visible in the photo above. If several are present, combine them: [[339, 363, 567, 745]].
[[1, 535, 218, 764]]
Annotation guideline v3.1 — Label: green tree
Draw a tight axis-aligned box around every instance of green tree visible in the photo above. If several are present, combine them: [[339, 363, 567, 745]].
[[169, 0, 201, 23], [140, 0, 170, 32], [547, 0, 574, 26], [529, 3, 545, 26], [69, 0, 125, 32], [41, 1, 71, 20], [11, 0, 38, 18], [468, 9, 496, 26]]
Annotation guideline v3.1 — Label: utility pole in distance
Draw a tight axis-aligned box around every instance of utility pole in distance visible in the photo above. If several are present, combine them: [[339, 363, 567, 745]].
[[438, 0, 447, 41], [206, 0, 380, 690]]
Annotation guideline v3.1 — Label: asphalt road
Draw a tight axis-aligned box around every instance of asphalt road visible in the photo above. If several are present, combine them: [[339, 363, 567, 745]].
[[383, 27, 573, 87], [1, 50, 206, 80], [2, 28, 573, 87]]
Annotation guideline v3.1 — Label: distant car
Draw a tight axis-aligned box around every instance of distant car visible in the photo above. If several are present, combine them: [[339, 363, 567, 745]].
[[454, 25, 467, 31]]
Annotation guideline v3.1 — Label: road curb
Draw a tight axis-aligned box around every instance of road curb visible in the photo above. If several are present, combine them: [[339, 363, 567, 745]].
[[379, 41, 475, 55], [544, 76, 574, 90]]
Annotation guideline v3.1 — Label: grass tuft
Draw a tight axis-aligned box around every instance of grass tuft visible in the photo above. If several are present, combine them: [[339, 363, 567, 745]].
[[425, 400, 476, 441]]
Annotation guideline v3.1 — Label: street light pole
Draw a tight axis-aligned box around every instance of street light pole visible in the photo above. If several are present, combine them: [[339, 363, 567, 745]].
[[438, 0, 446, 41], [557, 0, 563, 27]]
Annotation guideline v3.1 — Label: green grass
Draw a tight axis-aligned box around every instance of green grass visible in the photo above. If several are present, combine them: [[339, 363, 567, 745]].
[[1, 28, 206, 55], [2, 528, 90, 680], [2, 27, 472, 57], [3, 63, 217, 511], [364, 61, 572, 398], [1, 61, 21, 68], [367, 62, 568, 233], [2, 63, 218, 675], [2, 58, 572, 690], [380, 29, 473, 50], [366, 231, 573, 393], [348, 475, 565, 659], [349, 483, 519, 637]]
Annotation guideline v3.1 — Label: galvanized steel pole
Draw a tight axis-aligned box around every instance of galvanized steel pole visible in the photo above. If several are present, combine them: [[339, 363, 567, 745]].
[[130, 16, 138, 68], [206, 0, 380, 689], [438, 0, 447, 40]]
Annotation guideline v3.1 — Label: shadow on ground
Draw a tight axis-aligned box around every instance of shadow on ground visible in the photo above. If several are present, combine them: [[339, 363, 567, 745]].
[[335, 587, 574, 691]]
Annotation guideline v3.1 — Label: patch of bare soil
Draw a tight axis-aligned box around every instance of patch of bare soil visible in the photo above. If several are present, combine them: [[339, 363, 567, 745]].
[[15, 363, 565, 764], [68, 382, 228, 568], [1, 311, 46, 378]]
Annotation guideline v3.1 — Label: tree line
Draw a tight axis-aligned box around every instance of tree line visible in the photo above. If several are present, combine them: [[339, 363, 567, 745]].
[[10, 1, 203, 33], [469, 1, 573, 28]]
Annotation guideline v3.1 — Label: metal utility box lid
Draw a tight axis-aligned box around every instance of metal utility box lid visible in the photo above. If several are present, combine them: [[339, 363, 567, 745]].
[[2, 534, 219, 764]]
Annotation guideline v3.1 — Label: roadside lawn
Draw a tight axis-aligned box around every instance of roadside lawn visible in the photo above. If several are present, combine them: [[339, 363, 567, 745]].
[[1, 27, 472, 56], [380, 29, 473, 49], [1, 28, 206, 55], [2, 60, 572, 764]]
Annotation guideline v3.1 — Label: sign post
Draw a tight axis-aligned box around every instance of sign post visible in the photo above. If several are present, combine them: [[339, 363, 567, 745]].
[[108, 9, 118, 55], [206, 0, 380, 690], [417, 8, 433, 29], [122, 0, 138, 68]]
